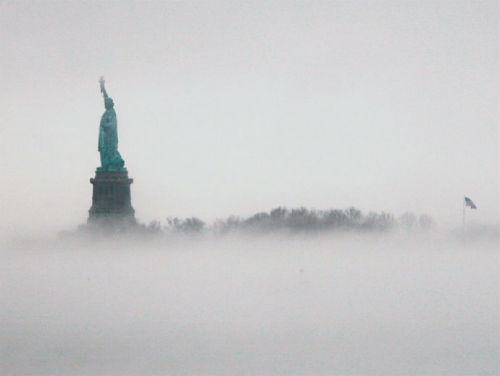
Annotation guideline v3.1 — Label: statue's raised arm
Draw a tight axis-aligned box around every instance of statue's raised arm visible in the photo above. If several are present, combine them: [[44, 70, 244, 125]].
[[99, 76, 109, 98]]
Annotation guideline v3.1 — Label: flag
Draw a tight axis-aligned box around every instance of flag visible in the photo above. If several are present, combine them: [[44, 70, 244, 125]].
[[465, 197, 477, 209]]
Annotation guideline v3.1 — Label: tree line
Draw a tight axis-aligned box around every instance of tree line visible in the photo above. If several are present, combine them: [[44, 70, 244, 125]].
[[144, 206, 434, 236]]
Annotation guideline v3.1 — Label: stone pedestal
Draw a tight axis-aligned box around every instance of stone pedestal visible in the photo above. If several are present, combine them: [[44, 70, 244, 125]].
[[88, 170, 136, 227]]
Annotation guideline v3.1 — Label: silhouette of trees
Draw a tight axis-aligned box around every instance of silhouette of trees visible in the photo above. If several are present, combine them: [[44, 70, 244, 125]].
[[211, 206, 411, 235], [363, 212, 394, 231], [213, 216, 241, 234], [346, 206, 362, 223], [270, 207, 288, 220], [399, 212, 417, 229], [166, 216, 205, 234], [146, 220, 163, 234], [146, 207, 433, 236]]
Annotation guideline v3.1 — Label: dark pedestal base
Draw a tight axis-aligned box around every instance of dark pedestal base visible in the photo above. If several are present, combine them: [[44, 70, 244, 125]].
[[88, 170, 136, 229]]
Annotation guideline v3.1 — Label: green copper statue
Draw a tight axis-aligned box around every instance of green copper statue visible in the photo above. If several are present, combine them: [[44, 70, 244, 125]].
[[97, 77, 126, 171]]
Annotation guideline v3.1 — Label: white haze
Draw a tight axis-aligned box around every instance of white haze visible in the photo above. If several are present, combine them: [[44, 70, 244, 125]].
[[2, 232, 498, 375]]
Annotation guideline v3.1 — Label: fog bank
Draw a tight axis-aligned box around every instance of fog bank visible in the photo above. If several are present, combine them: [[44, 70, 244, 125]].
[[2, 232, 498, 375]]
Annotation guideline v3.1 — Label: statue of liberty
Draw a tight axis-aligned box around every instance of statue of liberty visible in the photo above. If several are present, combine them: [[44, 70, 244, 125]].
[[97, 77, 126, 171]]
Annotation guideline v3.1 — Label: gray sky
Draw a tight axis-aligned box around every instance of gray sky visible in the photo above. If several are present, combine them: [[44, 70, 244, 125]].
[[1, 1, 498, 235]]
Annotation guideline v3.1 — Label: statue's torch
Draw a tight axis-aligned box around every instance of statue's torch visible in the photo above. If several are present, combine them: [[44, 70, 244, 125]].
[[99, 76, 105, 93]]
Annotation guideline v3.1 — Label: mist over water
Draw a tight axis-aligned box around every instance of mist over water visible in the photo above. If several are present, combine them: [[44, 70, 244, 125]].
[[2, 231, 498, 376]]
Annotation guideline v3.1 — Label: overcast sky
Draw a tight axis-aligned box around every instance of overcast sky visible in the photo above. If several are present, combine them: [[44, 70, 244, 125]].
[[1, 1, 498, 235]]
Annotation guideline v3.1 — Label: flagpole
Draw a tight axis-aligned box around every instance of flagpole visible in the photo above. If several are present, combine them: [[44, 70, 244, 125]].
[[463, 196, 465, 231]]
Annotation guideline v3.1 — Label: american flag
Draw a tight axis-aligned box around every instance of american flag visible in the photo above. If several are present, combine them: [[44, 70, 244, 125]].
[[465, 197, 477, 209]]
